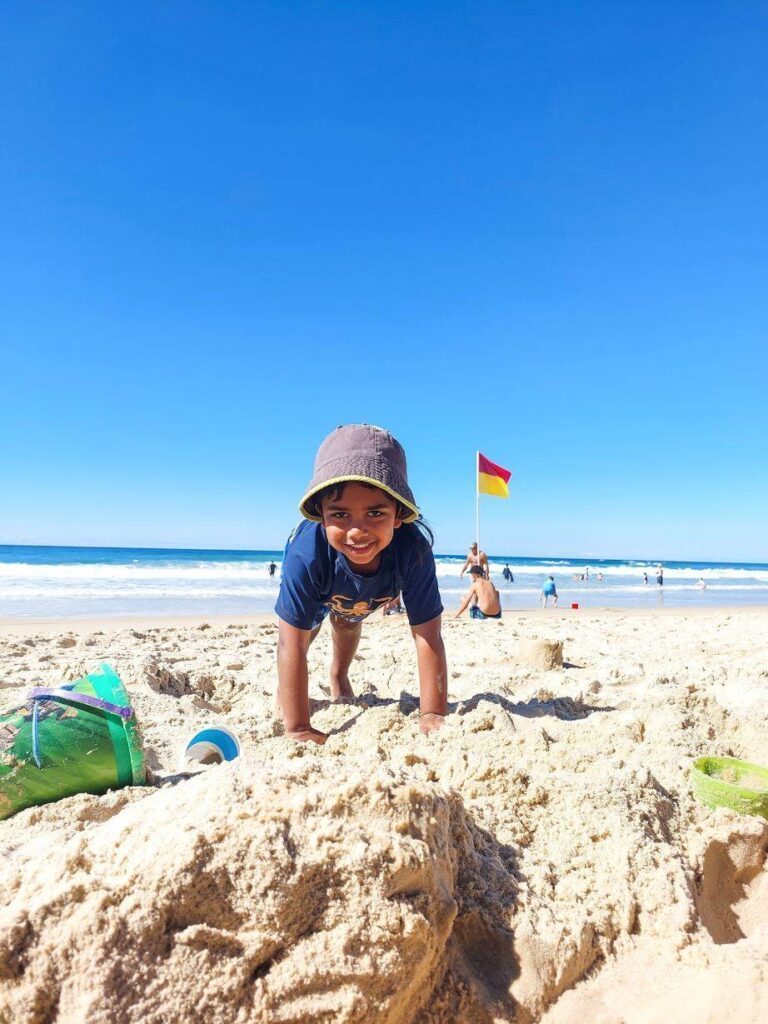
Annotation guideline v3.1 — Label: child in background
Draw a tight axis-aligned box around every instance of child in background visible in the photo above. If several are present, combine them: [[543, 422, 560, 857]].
[[455, 565, 502, 619], [275, 424, 447, 745]]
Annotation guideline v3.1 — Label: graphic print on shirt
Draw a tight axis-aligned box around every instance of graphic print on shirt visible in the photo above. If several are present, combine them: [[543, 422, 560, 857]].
[[326, 594, 394, 621]]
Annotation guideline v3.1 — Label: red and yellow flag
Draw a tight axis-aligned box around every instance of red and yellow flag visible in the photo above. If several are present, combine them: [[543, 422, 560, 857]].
[[478, 452, 511, 498]]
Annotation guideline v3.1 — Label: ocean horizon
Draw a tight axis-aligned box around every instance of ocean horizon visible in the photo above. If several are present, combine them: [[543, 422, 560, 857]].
[[2, 543, 767, 620]]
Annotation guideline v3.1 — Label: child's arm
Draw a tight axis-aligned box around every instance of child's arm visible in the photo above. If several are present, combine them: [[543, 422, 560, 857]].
[[277, 619, 327, 744], [454, 585, 475, 618], [411, 615, 447, 735]]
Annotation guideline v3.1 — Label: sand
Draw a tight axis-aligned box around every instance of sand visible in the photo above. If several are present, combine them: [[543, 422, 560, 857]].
[[0, 608, 766, 1023]]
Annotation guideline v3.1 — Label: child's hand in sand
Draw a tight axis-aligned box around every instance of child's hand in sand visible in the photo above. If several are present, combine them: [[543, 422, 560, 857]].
[[285, 726, 328, 745], [419, 712, 445, 736]]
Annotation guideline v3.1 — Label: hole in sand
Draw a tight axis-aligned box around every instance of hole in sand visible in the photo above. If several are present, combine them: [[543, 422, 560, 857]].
[[696, 832, 768, 944], [449, 910, 519, 1009]]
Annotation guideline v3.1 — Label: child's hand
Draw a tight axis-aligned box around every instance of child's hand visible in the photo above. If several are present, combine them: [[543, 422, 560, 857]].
[[285, 726, 328, 745], [419, 712, 445, 736]]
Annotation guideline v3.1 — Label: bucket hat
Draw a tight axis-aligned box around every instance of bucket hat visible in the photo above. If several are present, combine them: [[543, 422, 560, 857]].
[[299, 424, 420, 523]]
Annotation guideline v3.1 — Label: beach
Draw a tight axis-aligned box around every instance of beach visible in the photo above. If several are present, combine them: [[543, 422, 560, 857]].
[[1, 606, 766, 1022]]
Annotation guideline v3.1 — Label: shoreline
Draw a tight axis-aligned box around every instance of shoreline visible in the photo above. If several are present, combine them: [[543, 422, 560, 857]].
[[1, 603, 767, 638]]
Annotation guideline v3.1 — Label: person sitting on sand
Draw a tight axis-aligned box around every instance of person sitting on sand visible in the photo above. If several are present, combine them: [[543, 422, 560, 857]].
[[455, 565, 502, 620], [459, 542, 489, 579], [274, 424, 446, 745], [383, 593, 405, 614], [541, 576, 558, 607]]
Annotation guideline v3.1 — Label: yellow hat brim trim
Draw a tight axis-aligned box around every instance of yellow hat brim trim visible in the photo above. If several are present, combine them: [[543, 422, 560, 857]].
[[299, 475, 420, 524]]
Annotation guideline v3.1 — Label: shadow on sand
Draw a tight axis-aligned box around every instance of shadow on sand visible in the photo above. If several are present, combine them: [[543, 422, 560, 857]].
[[316, 689, 615, 738]]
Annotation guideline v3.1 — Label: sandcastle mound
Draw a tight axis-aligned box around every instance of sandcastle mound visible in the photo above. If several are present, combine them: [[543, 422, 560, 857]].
[[0, 759, 520, 1023]]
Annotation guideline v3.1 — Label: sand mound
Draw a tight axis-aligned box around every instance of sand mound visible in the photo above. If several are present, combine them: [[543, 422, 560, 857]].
[[0, 757, 523, 1024], [1, 610, 768, 1022], [520, 639, 563, 670], [1, 762, 453, 1023]]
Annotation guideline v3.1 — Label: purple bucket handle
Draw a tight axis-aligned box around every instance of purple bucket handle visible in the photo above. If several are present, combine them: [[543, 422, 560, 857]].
[[27, 686, 134, 770], [27, 687, 134, 720]]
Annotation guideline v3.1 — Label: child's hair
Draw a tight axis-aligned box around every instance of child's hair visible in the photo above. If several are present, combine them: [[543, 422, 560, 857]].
[[469, 565, 484, 576], [307, 481, 434, 546]]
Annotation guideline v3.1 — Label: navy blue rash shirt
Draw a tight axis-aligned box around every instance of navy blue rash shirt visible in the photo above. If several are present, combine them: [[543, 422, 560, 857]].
[[275, 520, 443, 630]]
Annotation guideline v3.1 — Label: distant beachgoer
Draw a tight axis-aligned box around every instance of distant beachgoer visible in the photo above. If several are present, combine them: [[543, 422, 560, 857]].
[[643, 571, 648, 585], [541, 576, 558, 607], [456, 566, 502, 619], [384, 594, 405, 614], [268, 561, 277, 578], [697, 577, 707, 590], [459, 542, 489, 579], [502, 564, 514, 583], [597, 572, 604, 582], [656, 566, 664, 586], [584, 566, 590, 580]]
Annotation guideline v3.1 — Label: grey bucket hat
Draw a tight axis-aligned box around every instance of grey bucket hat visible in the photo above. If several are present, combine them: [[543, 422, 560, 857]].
[[299, 424, 420, 524]]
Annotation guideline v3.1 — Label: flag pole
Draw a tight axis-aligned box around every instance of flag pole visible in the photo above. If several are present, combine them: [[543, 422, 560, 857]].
[[475, 450, 480, 559]]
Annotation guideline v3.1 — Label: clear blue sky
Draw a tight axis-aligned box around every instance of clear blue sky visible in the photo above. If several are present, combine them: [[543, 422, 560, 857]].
[[1, 2, 766, 560]]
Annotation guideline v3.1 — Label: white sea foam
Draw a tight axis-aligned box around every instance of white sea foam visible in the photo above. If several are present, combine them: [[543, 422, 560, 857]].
[[1, 553, 767, 619], [0, 562, 274, 582], [3, 558, 766, 585]]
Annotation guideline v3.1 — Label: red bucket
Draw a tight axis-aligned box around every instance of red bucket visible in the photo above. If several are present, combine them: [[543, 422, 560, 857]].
[[571, 602, 579, 610]]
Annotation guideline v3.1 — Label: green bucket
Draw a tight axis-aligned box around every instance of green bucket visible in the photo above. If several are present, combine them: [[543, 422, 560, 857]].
[[0, 663, 145, 820], [691, 756, 768, 819]]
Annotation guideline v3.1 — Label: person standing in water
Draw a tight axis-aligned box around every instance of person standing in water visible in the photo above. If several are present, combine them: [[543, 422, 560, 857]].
[[459, 542, 489, 579], [502, 564, 514, 583], [656, 565, 664, 586], [268, 561, 277, 578], [541, 576, 558, 607]]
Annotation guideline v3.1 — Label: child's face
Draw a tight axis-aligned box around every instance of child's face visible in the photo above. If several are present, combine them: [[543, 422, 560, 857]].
[[320, 482, 403, 569]]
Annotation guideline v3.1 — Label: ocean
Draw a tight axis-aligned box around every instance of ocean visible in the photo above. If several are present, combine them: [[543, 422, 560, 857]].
[[1, 544, 767, 620]]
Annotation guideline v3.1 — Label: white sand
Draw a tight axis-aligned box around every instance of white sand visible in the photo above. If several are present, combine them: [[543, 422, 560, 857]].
[[1, 608, 766, 1023]]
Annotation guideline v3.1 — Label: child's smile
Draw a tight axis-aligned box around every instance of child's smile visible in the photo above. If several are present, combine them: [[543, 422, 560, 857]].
[[320, 482, 402, 573]]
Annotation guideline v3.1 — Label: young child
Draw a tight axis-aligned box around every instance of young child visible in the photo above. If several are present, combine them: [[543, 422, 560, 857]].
[[275, 424, 447, 745], [455, 565, 502, 619]]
